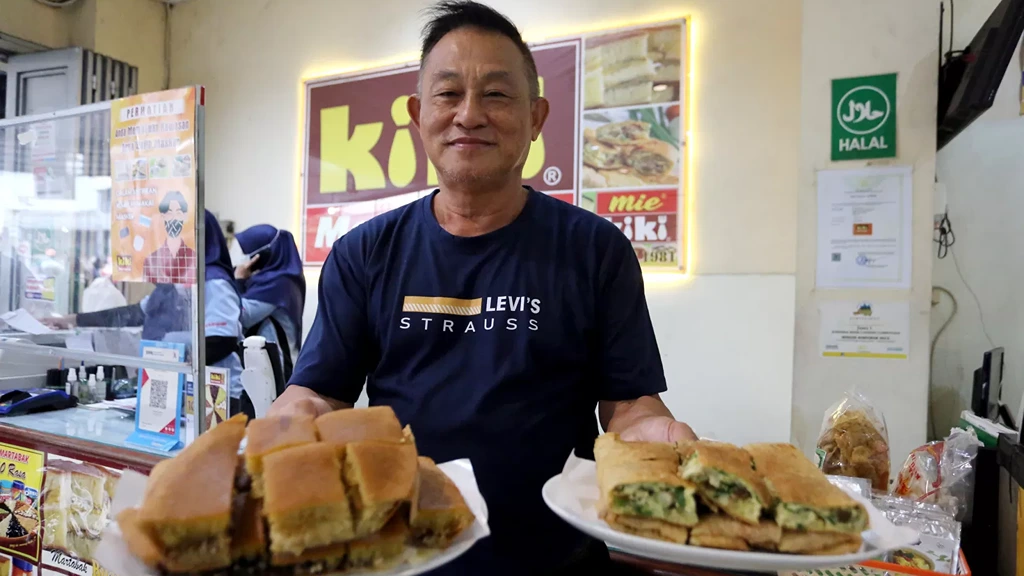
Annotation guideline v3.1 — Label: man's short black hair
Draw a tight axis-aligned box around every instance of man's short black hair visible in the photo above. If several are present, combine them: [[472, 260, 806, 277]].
[[419, 1, 540, 99], [159, 190, 188, 213]]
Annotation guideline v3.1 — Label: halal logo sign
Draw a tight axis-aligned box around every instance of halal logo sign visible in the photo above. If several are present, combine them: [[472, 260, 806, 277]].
[[836, 86, 890, 135], [831, 73, 897, 161]]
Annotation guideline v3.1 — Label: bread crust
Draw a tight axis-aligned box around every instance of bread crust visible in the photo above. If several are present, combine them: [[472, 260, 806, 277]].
[[409, 456, 474, 547], [689, 515, 781, 550], [595, 433, 694, 516], [138, 414, 247, 544], [315, 406, 404, 452], [605, 514, 690, 543]]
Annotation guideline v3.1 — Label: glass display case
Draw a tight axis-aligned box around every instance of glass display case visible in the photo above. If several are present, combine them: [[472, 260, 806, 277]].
[[0, 90, 212, 575], [0, 90, 209, 461]]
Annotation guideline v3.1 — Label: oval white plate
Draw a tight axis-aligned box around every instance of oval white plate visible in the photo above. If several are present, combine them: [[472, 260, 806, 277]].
[[542, 456, 919, 573]]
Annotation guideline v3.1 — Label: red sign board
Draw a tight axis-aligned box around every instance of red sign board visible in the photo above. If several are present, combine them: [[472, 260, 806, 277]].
[[301, 20, 687, 271]]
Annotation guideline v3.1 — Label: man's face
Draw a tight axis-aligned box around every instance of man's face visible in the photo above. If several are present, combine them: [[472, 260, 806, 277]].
[[162, 200, 185, 238], [409, 27, 549, 189]]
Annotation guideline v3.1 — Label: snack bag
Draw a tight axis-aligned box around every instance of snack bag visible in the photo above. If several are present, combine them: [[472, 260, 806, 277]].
[[892, 427, 982, 520], [815, 390, 890, 491]]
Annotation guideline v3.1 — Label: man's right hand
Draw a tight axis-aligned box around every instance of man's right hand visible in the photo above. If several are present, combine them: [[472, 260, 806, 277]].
[[269, 385, 351, 418]]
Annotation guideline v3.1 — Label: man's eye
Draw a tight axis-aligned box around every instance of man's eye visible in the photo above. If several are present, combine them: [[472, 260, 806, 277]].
[[485, 91, 508, 98], [436, 91, 459, 98]]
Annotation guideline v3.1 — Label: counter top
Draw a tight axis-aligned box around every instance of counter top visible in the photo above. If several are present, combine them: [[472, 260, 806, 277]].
[[0, 406, 173, 472]]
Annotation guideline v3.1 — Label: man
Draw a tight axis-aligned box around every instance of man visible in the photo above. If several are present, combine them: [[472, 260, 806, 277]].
[[142, 190, 196, 285], [272, 2, 696, 573]]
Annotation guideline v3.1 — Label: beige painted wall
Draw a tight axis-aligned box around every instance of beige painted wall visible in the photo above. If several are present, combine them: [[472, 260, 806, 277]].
[[0, 0, 166, 94], [793, 0, 938, 467], [93, 0, 167, 93], [0, 0, 73, 47]]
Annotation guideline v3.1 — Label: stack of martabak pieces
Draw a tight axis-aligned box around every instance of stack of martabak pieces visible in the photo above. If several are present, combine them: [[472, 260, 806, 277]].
[[595, 434, 868, 555], [117, 407, 475, 575]]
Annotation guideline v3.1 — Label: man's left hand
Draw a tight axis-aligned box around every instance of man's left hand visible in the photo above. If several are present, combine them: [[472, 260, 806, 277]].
[[599, 395, 697, 444], [618, 415, 696, 443]]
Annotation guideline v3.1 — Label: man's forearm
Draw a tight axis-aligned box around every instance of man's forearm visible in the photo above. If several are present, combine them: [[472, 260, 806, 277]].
[[269, 385, 352, 418]]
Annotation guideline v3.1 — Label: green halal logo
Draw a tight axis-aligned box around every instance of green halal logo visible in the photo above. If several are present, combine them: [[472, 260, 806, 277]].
[[837, 86, 890, 135], [831, 73, 896, 160]]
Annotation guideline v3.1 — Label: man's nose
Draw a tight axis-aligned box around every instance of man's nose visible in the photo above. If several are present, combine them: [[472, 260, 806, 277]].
[[453, 93, 487, 130]]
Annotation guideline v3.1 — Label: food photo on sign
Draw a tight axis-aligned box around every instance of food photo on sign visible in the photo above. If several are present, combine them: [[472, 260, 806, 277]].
[[580, 104, 682, 190]]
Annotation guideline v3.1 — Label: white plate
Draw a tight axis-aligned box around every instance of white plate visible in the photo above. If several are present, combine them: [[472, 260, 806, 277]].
[[95, 459, 489, 576], [542, 454, 919, 573]]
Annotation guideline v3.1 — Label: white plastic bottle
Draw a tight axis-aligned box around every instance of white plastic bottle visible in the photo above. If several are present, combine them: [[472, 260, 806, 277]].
[[87, 374, 98, 403], [96, 366, 107, 401], [66, 368, 77, 396]]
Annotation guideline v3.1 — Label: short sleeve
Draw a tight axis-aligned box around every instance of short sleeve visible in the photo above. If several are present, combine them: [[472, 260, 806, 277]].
[[287, 236, 374, 404], [205, 279, 242, 338], [240, 297, 276, 330], [595, 232, 667, 401]]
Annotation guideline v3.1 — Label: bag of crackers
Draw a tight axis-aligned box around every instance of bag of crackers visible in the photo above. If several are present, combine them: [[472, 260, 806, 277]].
[[816, 390, 891, 491]]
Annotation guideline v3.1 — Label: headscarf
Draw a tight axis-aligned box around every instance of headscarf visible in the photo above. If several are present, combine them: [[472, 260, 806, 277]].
[[234, 224, 306, 334], [204, 210, 237, 291]]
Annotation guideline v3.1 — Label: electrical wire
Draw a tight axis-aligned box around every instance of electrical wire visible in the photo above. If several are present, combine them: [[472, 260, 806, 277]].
[[949, 0, 955, 58], [928, 286, 958, 439], [934, 210, 955, 258], [950, 247, 995, 348]]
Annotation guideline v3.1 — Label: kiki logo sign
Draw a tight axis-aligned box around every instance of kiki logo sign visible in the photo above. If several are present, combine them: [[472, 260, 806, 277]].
[[304, 41, 578, 204], [301, 41, 580, 264], [831, 73, 897, 161]]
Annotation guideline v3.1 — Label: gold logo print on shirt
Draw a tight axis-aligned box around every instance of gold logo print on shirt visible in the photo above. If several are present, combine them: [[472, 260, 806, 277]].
[[402, 296, 483, 316]]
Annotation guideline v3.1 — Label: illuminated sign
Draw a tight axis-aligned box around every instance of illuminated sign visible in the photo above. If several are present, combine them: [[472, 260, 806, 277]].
[[301, 20, 688, 272]]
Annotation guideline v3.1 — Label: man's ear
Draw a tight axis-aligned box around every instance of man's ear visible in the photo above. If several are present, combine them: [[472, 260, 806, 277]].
[[408, 94, 422, 131], [531, 97, 550, 141]]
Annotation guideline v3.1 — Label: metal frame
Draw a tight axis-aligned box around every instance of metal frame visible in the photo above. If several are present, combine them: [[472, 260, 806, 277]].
[[0, 95, 207, 433]]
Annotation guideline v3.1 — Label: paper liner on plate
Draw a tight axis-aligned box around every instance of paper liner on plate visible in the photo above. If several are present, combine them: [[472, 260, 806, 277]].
[[96, 458, 489, 576], [544, 452, 920, 573]]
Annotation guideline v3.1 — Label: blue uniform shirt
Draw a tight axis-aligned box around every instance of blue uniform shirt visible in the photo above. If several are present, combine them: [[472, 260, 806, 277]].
[[290, 188, 667, 575]]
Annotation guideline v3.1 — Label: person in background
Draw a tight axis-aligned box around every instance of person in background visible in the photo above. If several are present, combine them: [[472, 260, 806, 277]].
[[232, 224, 305, 379], [46, 211, 245, 409]]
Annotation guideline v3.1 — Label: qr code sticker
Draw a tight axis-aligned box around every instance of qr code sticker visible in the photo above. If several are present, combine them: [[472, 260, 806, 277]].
[[149, 379, 168, 410], [831, 252, 841, 262]]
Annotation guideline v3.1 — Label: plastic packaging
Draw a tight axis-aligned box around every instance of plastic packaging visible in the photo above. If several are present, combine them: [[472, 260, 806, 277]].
[[41, 457, 121, 561], [81, 275, 127, 313], [892, 428, 982, 520], [816, 390, 891, 491], [872, 493, 962, 574]]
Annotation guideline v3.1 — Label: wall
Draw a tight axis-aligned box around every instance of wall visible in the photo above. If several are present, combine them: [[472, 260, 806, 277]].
[[169, 0, 802, 445], [91, 0, 168, 94], [0, 0, 166, 94], [793, 0, 938, 466], [0, 0, 72, 48], [931, 0, 1024, 432]]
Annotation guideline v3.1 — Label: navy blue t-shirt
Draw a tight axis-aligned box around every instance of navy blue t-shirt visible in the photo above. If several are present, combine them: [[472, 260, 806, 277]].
[[290, 187, 667, 575]]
